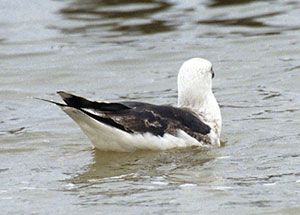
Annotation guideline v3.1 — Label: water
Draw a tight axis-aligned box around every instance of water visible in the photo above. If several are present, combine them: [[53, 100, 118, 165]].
[[1, 0, 300, 214]]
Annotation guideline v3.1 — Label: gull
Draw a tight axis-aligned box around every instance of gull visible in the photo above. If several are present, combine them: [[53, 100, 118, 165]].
[[41, 58, 222, 152]]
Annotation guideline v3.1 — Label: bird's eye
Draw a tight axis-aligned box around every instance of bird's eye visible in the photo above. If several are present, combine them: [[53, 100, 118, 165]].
[[211, 67, 215, 79]]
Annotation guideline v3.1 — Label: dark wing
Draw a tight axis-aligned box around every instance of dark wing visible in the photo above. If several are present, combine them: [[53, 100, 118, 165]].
[[57, 91, 131, 112], [57, 91, 211, 142]]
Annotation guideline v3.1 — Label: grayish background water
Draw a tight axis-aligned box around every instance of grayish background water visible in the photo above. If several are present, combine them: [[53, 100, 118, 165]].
[[1, 0, 300, 214]]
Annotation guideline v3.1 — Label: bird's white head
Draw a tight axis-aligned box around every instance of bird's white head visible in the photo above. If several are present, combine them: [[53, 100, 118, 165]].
[[177, 58, 215, 108]]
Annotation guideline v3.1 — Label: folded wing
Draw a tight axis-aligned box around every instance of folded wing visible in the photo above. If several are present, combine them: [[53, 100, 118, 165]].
[[57, 91, 211, 143]]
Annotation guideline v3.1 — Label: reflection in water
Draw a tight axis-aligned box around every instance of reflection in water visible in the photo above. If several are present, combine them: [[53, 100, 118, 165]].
[[62, 148, 218, 205], [66, 147, 217, 185], [55, 0, 175, 36]]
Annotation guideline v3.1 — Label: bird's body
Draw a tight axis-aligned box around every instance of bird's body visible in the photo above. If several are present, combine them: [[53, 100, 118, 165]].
[[44, 58, 222, 152]]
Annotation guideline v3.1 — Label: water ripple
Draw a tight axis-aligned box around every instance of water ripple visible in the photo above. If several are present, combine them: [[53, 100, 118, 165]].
[[198, 11, 283, 28], [55, 0, 175, 36]]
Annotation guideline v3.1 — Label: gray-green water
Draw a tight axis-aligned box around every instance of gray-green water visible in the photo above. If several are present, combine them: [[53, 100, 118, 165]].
[[1, 0, 300, 214]]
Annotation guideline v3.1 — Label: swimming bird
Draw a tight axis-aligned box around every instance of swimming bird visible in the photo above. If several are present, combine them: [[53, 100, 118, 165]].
[[42, 58, 222, 152]]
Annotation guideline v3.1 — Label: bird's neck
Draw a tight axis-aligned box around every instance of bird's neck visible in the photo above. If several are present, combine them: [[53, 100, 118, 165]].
[[178, 90, 222, 138]]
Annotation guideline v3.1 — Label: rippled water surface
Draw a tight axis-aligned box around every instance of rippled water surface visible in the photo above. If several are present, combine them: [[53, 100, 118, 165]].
[[1, 0, 300, 214]]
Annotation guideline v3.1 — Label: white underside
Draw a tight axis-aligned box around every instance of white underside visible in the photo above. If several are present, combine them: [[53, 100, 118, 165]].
[[61, 107, 209, 152]]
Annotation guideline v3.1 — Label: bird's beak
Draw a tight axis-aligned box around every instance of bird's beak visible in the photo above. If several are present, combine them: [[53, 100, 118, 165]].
[[211, 69, 215, 79]]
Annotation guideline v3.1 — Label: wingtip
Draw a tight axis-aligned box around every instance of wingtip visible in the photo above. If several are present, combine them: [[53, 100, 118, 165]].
[[34, 97, 66, 107], [57, 91, 73, 100]]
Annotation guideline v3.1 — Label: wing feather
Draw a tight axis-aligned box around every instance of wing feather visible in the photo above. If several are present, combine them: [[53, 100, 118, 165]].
[[57, 92, 211, 142]]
